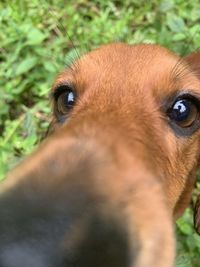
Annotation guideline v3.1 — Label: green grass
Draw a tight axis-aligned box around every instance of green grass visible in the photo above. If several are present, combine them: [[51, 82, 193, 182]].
[[0, 0, 200, 266]]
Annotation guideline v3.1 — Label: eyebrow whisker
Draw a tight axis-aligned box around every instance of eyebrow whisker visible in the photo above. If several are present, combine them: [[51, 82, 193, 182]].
[[170, 57, 195, 82]]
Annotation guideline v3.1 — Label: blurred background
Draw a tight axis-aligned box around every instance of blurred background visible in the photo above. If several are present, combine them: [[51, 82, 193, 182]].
[[0, 0, 200, 266]]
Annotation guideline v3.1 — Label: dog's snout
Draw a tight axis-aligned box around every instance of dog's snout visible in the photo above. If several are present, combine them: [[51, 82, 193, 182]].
[[0, 126, 175, 267]]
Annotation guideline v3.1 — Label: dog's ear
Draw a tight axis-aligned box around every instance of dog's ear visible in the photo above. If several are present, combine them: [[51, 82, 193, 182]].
[[184, 51, 200, 235], [184, 50, 200, 79]]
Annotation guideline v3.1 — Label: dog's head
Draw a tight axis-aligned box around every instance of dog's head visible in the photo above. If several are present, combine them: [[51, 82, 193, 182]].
[[0, 43, 200, 267]]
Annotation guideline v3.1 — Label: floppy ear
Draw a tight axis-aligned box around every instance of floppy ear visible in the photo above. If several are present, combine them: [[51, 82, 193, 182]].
[[184, 51, 200, 235]]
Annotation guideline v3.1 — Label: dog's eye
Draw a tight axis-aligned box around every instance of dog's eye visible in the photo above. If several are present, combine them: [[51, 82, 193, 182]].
[[168, 98, 199, 128], [56, 88, 76, 115], [57, 90, 76, 113], [166, 94, 200, 137]]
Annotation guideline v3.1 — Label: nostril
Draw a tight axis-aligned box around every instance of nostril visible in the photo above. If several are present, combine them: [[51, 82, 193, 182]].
[[0, 245, 47, 267], [64, 214, 132, 267]]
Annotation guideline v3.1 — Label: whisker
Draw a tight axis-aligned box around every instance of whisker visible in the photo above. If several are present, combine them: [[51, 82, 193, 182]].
[[38, 0, 81, 68], [170, 57, 186, 80], [44, 1, 81, 63]]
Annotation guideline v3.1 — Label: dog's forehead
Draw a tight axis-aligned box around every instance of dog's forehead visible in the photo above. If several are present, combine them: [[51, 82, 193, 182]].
[[75, 43, 178, 85], [54, 43, 200, 100], [80, 43, 177, 68]]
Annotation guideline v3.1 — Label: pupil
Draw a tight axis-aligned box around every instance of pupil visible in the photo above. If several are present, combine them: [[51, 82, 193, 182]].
[[173, 100, 190, 121]]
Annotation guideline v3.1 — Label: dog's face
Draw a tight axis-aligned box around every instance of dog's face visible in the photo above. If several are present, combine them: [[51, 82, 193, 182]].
[[52, 43, 200, 216], [0, 43, 200, 267]]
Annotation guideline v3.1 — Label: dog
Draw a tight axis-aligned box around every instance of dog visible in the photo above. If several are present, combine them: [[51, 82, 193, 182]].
[[0, 43, 200, 267]]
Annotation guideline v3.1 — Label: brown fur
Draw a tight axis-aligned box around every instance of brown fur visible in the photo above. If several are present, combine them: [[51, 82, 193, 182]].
[[1, 43, 200, 267]]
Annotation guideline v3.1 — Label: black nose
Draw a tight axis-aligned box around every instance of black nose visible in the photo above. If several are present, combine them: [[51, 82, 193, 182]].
[[0, 186, 132, 267], [0, 139, 133, 267], [0, 244, 47, 267], [0, 211, 131, 267], [63, 214, 131, 267]]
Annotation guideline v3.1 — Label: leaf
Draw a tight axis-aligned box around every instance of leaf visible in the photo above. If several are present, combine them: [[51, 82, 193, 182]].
[[43, 61, 57, 73], [15, 57, 37, 75], [21, 135, 37, 153], [23, 111, 36, 137], [172, 33, 186, 41], [167, 15, 185, 33], [176, 254, 192, 267], [27, 28, 46, 45], [176, 217, 193, 235], [159, 0, 174, 12]]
